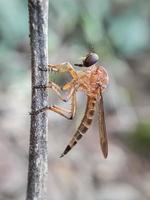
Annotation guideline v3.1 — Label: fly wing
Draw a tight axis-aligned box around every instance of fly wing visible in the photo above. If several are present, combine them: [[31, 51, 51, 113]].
[[98, 90, 108, 158]]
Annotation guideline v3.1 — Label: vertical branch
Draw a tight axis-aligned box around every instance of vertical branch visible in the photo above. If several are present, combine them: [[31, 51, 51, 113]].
[[27, 0, 49, 200]]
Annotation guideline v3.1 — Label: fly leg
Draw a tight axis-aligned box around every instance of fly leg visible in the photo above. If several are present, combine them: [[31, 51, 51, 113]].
[[33, 81, 65, 101], [31, 89, 77, 119], [48, 62, 78, 81], [34, 80, 76, 102], [39, 62, 78, 81], [47, 82, 77, 119], [32, 63, 78, 116], [49, 92, 77, 119], [37, 62, 78, 90]]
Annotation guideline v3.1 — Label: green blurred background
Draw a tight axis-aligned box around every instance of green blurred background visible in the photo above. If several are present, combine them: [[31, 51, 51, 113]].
[[0, 0, 150, 200]]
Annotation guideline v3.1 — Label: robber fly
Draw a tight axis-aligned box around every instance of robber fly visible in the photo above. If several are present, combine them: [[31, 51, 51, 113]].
[[35, 53, 109, 158]]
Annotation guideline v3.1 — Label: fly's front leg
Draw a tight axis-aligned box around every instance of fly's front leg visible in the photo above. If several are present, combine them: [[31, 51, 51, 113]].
[[38, 62, 78, 90], [40, 62, 78, 79], [48, 62, 78, 80], [47, 62, 79, 100]]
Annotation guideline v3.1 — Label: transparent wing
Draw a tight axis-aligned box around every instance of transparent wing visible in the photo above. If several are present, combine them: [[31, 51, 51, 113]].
[[98, 90, 108, 158]]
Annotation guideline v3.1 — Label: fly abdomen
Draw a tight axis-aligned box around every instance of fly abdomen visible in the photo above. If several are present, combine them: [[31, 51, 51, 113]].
[[60, 96, 97, 157]]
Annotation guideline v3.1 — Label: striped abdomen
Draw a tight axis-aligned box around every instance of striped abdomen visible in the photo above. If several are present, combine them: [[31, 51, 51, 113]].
[[60, 96, 97, 157]]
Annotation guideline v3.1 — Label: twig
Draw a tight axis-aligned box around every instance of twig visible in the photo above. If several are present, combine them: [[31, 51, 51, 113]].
[[26, 0, 49, 200]]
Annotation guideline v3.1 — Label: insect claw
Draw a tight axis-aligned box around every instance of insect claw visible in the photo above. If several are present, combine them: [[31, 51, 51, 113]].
[[69, 115, 73, 120], [29, 110, 40, 115], [60, 86, 63, 90], [29, 110, 39, 115], [38, 66, 49, 72], [29, 111, 32, 115], [30, 106, 49, 115], [59, 153, 64, 158], [34, 85, 47, 89], [62, 98, 67, 102], [29, 110, 41, 115]]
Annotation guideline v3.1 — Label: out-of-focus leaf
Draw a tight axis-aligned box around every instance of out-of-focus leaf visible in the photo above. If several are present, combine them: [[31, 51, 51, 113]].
[[0, 1, 28, 48], [128, 122, 150, 158], [108, 11, 150, 56], [81, 0, 110, 44], [48, 29, 60, 51], [82, 0, 110, 19], [49, 0, 78, 36], [82, 14, 104, 43]]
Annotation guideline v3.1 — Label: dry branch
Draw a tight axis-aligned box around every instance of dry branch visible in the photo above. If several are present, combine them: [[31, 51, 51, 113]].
[[26, 0, 49, 200]]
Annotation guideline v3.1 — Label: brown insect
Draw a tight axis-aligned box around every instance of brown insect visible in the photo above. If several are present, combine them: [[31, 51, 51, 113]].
[[36, 53, 109, 158]]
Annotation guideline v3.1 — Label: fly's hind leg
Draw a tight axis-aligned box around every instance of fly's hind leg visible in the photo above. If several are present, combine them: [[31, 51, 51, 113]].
[[31, 81, 77, 118], [49, 92, 77, 119], [32, 79, 77, 116], [31, 91, 77, 119], [48, 82, 77, 119]]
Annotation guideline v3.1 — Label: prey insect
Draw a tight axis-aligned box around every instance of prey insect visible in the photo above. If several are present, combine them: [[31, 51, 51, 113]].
[[36, 53, 109, 158]]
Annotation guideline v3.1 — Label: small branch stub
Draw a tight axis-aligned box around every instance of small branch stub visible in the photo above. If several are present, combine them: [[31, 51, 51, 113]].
[[27, 0, 49, 200]]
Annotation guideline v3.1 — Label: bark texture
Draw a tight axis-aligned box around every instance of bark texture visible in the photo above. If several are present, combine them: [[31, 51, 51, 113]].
[[27, 0, 49, 200]]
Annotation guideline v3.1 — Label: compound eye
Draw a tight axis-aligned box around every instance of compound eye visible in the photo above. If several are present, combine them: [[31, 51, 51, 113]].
[[83, 53, 99, 67]]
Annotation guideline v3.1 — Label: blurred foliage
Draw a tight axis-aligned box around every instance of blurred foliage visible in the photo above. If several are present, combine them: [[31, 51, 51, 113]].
[[108, 2, 150, 56], [0, 0, 149, 76], [0, 1, 28, 49], [0, 1, 28, 90], [128, 122, 150, 158], [0, 0, 149, 55], [49, 0, 150, 57]]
